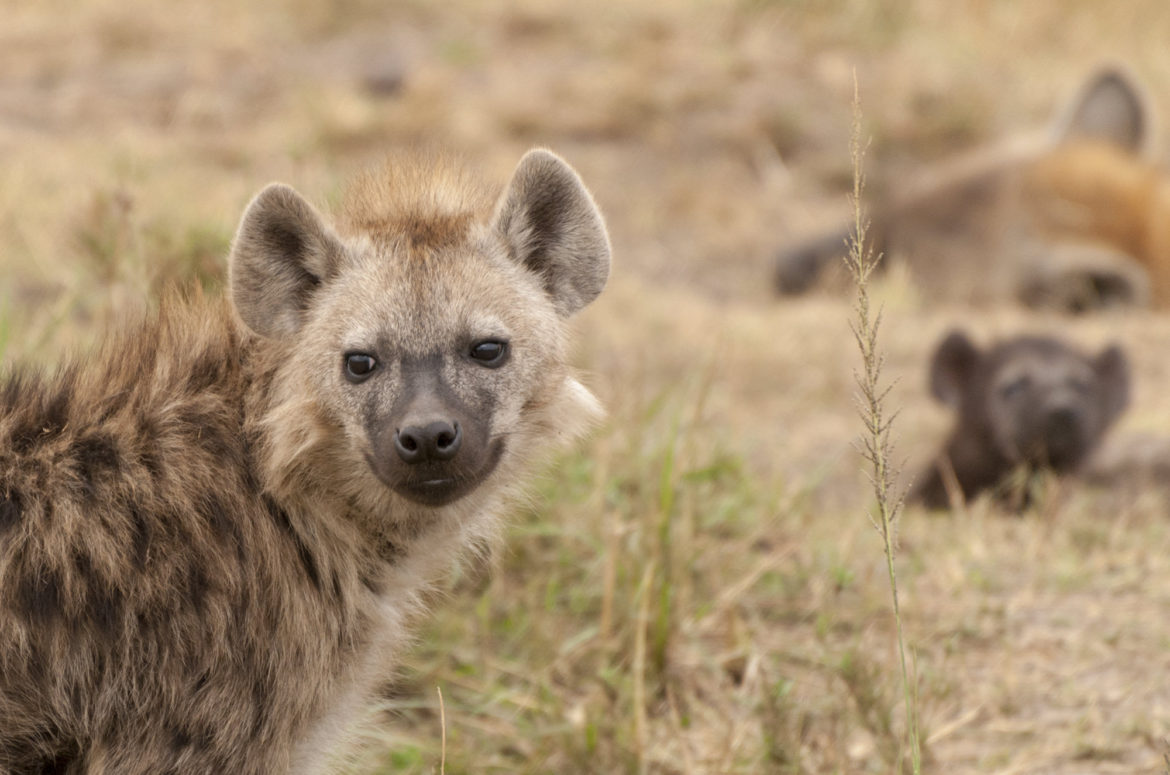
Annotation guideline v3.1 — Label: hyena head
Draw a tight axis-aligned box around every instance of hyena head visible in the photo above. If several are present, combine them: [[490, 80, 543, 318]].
[[229, 150, 609, 513], [930, 330, 1129, 470]]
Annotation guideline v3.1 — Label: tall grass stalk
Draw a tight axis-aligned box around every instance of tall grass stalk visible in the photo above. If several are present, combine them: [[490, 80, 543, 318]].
[[436, 686, 447, 775], [633, 559, 656, 775], [652, 416, 679, 679], [844, 75, 921, 775]]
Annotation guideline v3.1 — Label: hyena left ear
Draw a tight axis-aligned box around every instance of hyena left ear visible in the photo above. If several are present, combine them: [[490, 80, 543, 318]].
[[1054, 66, 1149, 154], [492, 149, 611, 318], [1094, 344, 1131, 425], [229, 183, 345, 339], [929, 330, 980, 409]]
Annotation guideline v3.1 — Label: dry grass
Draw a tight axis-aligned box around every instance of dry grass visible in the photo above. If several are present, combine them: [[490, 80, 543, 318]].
[[844, 81, 920, 774], [2, 0, 1170, 772]]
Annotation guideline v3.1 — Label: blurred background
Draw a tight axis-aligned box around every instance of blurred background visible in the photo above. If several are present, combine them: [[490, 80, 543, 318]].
[[3, 0, 1170, 772]]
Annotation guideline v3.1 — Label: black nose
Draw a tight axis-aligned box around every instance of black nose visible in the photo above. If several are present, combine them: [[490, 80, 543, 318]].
[[394, 421, 462, 464], [1043, 407, 1084, 466], [1045, 407, 1079, 435]]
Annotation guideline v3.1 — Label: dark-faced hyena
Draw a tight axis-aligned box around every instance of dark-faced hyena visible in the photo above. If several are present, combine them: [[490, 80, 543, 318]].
[[909, 330, 1129, 509], [0, 149, 609, 774], [775, 66, 1170, 312]]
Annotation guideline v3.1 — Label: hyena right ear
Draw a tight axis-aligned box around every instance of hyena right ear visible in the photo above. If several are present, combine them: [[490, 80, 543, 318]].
[[1054, 66, 1150, 153], [929, 330, 980, 408], [491, 149, 611, 318], [229, 184, 344, 339]]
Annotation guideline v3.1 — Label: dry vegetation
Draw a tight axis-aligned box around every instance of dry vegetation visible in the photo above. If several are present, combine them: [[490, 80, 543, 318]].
[[2, 0, 1170, 772]]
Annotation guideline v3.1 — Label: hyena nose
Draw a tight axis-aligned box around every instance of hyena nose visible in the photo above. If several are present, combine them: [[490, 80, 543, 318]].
[[1046, 407, 1079, 434], [1043, 407, 1083, 459], [395, 421, 462, 464]]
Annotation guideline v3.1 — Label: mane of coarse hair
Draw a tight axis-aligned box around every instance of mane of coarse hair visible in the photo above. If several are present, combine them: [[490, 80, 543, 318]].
[[0, 288, 239, 429], [337, 150, 497, 251]]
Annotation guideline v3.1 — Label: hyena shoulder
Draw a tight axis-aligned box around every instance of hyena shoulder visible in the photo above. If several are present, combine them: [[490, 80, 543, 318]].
[[0, 295, 298, 773]]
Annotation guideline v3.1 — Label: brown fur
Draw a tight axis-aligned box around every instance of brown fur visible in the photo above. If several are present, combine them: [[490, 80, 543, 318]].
[[1024, 141, 1170, 306], [0, 148, 610, 774], [338, 153, 492, 252], [775, 66, 1170, 311], [909, 331, 1129, 510]]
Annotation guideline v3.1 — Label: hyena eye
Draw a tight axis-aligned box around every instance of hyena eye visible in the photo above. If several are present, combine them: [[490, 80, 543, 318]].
[[999, 376, 1031, 399], [468, 339, 509, 368], [344, 353, 378, 383]]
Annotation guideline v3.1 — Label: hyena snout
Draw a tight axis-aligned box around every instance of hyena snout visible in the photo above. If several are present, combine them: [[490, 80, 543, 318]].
[[1037, 405, 1089, 467], [1009, 398, 1089, 469], [371, 396, 501, 508], [395, 419, 462, 464]]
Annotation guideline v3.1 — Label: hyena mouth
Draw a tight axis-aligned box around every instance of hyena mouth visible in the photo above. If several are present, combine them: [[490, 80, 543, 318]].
[[386, 438, 507, 507], [1038, 413, 1087, 470], [1041, 437, 1085, 471]]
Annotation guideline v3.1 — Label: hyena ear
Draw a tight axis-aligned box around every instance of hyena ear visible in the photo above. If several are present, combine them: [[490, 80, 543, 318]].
[[929, 330, 980, 408], [1093, 344, 1131, 425], [491, 149, 611, 318], [229, 183, 344, 339], [1054, 66, 1149, 153]]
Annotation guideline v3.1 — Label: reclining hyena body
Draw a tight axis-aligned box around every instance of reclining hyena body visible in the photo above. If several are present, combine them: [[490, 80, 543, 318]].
[[0, 149, 609, 774], [909, 330, 1129, 509], [775, 67, 1170, 311]]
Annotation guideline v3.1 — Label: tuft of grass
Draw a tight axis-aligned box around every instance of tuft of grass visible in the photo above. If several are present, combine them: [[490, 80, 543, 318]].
[[844, 75, 922, 774], [73, 188, 135, 284], [71, 187, 229, 294]]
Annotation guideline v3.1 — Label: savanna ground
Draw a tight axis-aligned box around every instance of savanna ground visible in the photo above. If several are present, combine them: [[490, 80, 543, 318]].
[[2, 0, 1170, 772]]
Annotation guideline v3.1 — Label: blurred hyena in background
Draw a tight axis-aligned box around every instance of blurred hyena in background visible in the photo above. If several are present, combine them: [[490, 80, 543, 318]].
[[909, 330, 1129, 509], [774, 67, 1170, 313]]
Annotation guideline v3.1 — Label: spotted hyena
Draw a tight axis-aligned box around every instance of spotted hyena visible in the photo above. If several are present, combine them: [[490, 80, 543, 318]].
[[775, 66, 1170, 312], [0, 148, 610, 774], [909, 330, 1129, 509]]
